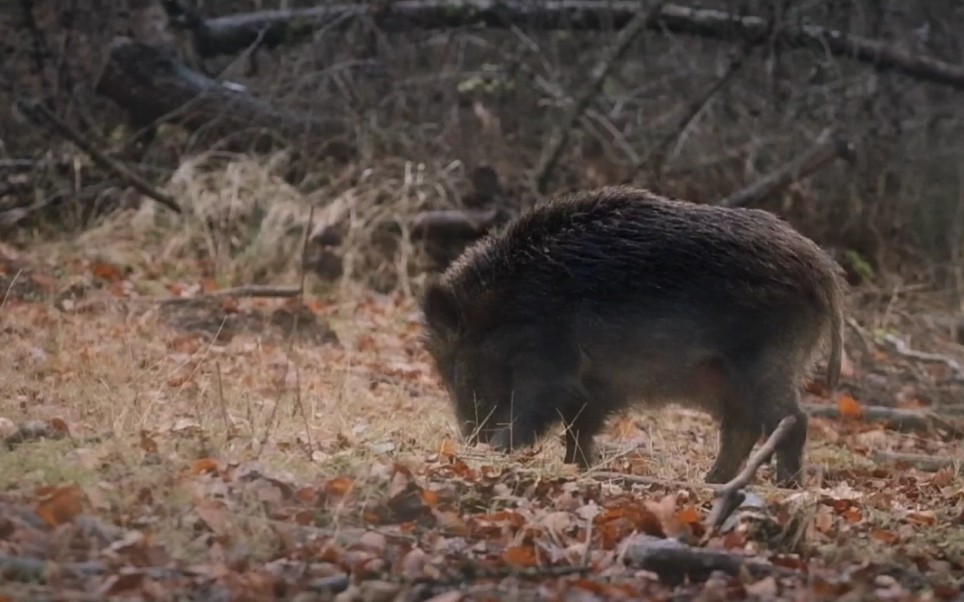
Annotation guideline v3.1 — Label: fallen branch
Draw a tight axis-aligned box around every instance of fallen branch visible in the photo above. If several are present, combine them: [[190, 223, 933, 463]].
[[207, 284, 303, 299], [0, 180, 120, 228], [589, 471, 716, 491], [804, 403, 964, 438], [880, 333, 964, 383], [14, 100, 182, 214], [705, 415, 797, 532], [407, 208, 503, 240], [0, 552, 185, 582], [622, 535, 787, 585], [533, 2, 666, 193], [872, 451, 962, 474], [169, 2, 964, 91], [719, 128, 854, 208], [94, 38, 352, 159]]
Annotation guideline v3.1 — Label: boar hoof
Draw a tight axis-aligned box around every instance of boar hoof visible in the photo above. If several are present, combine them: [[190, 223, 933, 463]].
[[703, 467, 735, 485]]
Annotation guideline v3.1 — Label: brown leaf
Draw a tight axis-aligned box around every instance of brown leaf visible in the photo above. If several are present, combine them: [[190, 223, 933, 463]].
[[870, 529, 900, 544], [35, 485, 85, 527], [814, 504, 835, 534], [438, 438, 457, 458], [90, 260, 124, 282], [386, 481, 431, 523], [194, 501, 229, 535], [502, 545, 538, 568], [838, 394, 863, 420], [189, 458, 220, 476], [139, 431, 158, 454], [98, 571, 146, 596], [48, 418, 70, 435], [421, 489, 439, 508], [325, 477, 355, 500], [398, 547, 427, 578], [676, 506, 702, 525], [433, 510, 470, 536]]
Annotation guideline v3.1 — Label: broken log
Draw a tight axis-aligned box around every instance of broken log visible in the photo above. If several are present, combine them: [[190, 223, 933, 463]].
[[719, 128, 855, 208], [804, 403, 964, 438], [169, 1, 964, 91], [622, 535, 786, 585], [873, 451, 962, 474], [94, 38, 353, 159], [406, 208, 503, 240]]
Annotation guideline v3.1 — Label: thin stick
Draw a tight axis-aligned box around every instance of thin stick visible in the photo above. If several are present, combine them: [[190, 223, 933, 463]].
[[214, 361, 231, 431], [881, 333, 964, 382], [637, 41, 753, 184], [718, 128, 854, 208], [873, 451, 961, 474], [208, 284, 302, 298], [299, 205, 315, 296], [15, 99, 182, 214], [704, 415, 797, 533], [532, 1, 667, 193]]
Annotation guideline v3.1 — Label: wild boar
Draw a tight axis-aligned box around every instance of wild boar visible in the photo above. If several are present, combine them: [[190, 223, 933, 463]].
[[421, 186, 845, 487]]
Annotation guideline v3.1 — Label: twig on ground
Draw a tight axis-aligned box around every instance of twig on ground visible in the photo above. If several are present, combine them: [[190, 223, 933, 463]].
[[299, 205, 315, 296], [704, 415, 797, 533], [589, 471, 716, 491], [532, 1, 667, 193], [622, 535, 792, 585], [162, 284, 303, 303], [14, 99, 182, 214], [406, 564, 592, 587], [880, 333, 964, 383], [804, 402, 964, 437], [872, 451, 962, 473]]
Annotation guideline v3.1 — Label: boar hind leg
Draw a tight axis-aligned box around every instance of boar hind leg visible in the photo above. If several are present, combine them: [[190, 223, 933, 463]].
[[705, 410, 759, 484], [761, 390, 808, 488]]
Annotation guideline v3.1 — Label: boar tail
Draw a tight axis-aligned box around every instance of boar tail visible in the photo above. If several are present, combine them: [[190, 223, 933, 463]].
[[825, 286, 845, 392]]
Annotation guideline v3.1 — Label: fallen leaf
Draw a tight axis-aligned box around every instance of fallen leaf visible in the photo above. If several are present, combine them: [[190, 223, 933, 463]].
[[870, 529, 900, 544], [502, 545, 538, 568], [838, 394, 863, 420], [139, 431, 158, 454], [189, 458, 220, 476], [676, 506, 702, 525], [35, 485, 85, 527], [90, 260, 124, 282], [48, 418, 70, 435], [325, 477, 355, 499], [745, 576, 779, 598]]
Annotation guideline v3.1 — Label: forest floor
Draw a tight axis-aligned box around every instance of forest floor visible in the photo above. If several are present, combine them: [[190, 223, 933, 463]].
[[1, 214, 963, 601]]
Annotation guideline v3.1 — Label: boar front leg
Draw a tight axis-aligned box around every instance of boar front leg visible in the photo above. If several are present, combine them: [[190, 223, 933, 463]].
[[705, 411, 760, 484], [488, 367, 590, 461], [561, 404, 607, 469]]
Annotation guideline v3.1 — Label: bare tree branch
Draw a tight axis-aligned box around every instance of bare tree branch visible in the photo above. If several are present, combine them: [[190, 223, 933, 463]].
[[533, 2, 667, 194], [167, 2, 964, 91], [15, 99, 182, 214], [718, 128, 854, 208]]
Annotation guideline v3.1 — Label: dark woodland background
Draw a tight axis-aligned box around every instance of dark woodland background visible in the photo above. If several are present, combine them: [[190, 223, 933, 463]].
[[2, 0, 963, 298]]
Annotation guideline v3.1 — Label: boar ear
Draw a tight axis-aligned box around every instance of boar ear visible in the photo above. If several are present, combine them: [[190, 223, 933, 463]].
[[422, 281, 462, 333]]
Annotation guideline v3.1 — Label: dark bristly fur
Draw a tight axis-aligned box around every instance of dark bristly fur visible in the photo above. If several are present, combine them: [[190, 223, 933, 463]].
[[421, 186, 846, 487]]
